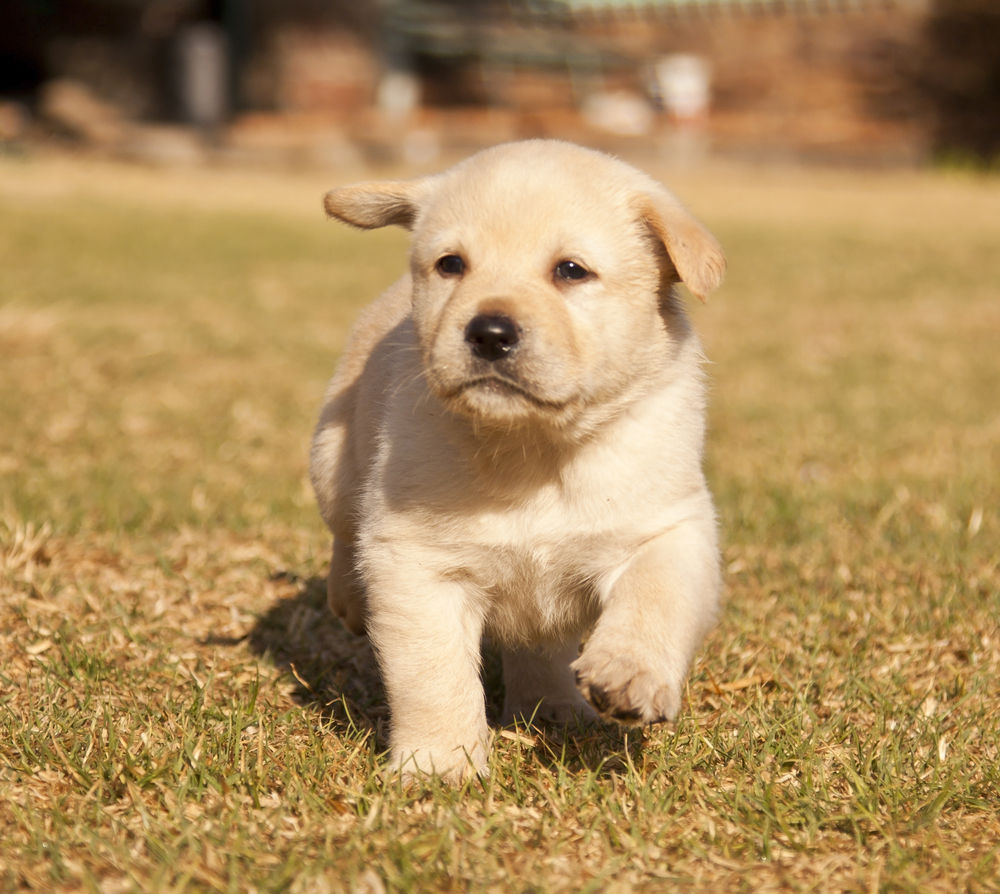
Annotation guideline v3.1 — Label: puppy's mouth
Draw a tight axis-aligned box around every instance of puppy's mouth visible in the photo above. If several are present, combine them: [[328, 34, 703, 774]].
[[447, 375, 570, 411]]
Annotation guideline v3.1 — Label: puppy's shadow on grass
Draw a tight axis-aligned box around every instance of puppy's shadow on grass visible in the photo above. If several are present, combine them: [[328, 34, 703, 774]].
[[245, 572, 641, 777], [246, 572, 388, 742], [244, 572, 506, 747], [506, 716, 646, 779]]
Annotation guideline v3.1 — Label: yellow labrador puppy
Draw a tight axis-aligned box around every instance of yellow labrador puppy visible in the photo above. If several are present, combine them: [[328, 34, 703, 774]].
[[311, 140, 725, 781]]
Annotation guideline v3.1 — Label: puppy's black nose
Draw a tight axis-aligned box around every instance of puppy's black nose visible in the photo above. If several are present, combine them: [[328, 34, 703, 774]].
[[464, 314, 519, 362]]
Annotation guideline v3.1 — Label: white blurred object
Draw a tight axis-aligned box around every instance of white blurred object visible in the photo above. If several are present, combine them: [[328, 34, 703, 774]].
[[581, 90, 655, 136], [176, 22, 229, 129], [653, 54, 711, 122], [377, 68, 420, 121]]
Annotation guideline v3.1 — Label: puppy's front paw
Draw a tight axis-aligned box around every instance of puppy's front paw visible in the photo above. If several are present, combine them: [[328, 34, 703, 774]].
[[391, 740, 489, 785], [571, 647, 682, 726]]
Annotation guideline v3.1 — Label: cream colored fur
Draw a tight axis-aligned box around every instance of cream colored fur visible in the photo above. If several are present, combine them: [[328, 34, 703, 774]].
[[310, 140, 725, 781]]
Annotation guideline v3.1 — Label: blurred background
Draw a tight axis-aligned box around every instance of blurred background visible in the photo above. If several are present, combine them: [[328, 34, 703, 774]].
[[1, 0, 998, 171]]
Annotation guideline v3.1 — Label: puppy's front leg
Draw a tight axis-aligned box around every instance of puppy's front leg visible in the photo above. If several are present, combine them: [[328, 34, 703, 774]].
[[365, 567, 489, 781], [572, 515, 720, 725]]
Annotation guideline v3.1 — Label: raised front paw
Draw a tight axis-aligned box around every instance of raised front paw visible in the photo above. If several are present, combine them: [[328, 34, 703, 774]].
[[571, 646, 683, 726]]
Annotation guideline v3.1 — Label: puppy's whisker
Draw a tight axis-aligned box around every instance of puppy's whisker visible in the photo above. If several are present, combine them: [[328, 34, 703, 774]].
[[385, 365, 430, 404]]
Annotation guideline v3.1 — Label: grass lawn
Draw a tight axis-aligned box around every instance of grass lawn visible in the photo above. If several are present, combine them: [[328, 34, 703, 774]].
[[1, 149, 998, 892]]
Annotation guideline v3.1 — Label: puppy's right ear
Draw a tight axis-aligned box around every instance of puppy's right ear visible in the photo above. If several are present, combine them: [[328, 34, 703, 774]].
[[636, 187, 726, 302], [323, 178, 432, 231]]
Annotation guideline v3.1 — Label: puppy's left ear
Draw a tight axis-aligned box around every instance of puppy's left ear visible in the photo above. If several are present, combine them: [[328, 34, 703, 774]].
[[637, 189, 726, 301], [323, 177, 435, 231]]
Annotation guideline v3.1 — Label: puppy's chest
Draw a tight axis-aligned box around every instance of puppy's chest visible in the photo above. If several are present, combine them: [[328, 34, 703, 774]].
[[450, 514, 633, 644]]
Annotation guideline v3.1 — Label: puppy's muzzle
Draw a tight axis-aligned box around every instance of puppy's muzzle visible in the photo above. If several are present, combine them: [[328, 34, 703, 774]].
[[464, 313, 520, 363]]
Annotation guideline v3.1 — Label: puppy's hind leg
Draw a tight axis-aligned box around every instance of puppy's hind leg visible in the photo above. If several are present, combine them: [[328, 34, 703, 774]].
[[326, 536, 366, 635], [502, 639, 597, 726]]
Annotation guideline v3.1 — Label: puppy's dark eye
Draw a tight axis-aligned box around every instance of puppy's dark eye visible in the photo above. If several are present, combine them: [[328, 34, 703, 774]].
[[555, 260, 591, 282], [436, 254, 466, 277]]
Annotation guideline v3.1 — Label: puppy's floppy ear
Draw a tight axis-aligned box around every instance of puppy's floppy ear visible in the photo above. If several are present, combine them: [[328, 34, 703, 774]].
[[323, 177, 434, 231], [637, 188, 726, 301]]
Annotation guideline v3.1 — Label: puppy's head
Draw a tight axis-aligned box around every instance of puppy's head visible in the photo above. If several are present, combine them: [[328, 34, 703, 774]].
[[325, 141, 724, 436]]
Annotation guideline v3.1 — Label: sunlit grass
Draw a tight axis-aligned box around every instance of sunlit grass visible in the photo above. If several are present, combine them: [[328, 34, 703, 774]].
[[2, 153, 998, 891]]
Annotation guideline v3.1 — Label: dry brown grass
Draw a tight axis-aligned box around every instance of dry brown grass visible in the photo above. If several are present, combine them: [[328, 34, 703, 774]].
[[1, 150, 998, 892]]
